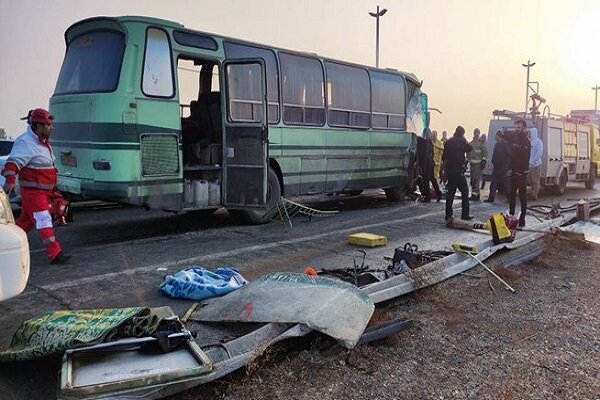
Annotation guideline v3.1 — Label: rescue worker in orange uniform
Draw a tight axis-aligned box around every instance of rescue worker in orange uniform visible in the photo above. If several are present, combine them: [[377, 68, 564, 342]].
[[2, 108, 70, 264]]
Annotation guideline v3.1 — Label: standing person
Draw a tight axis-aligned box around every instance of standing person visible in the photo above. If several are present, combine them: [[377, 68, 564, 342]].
[[467, 128, 487, 200], [484, 131, 511, 203], [479, 133, 488, 190], [439, 130, 449, 185], [419, 129, 443, 202], [441, 130, 448, 144], [1, 108, 71, 264], [528, 127, 543, 200], [507, 118, 532, 227], [432, 130, 444, 184], [442, 126, 473, 221]]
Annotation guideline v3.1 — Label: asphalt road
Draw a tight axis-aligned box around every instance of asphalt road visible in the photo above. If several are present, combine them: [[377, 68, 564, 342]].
[[0, 183, 598, 399]]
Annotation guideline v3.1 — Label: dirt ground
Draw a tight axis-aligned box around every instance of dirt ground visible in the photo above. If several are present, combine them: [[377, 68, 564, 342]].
[[172, 236, 600, 400]]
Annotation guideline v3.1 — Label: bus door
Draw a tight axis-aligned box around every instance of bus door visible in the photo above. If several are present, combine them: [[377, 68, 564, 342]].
[[222, 59, 268, 209]]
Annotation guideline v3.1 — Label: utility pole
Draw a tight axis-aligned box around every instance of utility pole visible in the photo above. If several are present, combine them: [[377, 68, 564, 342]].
[[593, 85, 600, 110], [522, 60, 536, 116], [369, 5, 387, 68]]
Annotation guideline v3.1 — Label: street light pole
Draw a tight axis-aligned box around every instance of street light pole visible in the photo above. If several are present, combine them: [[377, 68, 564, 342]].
[[369, 6, 388, 68], [592, 85, 600, 110], [522, 60, 536, 116]]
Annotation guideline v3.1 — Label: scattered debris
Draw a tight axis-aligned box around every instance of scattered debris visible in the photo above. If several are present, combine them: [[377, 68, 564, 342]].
[[160, 267, 247, 301], [0, 307, 179, 362], [562, 218, 600, 244], [347, 232, 388, 247], [6, 202, 598, 400], [181, 303, 200, 323], [60, 330, 212, 400], [453, 245, 516, 293], [192, 272, 375, 348], [274, 198, 338, 228], [357, 319, 413, 346]]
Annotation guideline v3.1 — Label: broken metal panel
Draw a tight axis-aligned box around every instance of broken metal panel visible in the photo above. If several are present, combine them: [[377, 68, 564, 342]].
[[362, 216, 569, 304], [60, 336, 212, 400], [192, 272, 375, 348], [113, 323, 309, 400]]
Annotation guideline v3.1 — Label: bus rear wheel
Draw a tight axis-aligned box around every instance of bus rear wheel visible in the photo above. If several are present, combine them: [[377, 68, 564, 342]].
[[384, 186, 405, 202], [230, 168, 282, 225]]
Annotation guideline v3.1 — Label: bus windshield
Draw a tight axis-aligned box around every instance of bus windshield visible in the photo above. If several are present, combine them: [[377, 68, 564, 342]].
[[54, 31, 125, 95]]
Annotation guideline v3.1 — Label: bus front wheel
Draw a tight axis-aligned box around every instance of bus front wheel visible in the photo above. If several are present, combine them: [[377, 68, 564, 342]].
[[230, 168, 282, 225]]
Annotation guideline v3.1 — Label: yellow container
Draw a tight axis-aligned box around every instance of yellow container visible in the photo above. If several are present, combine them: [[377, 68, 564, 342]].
[[347, 233, 388, 247]]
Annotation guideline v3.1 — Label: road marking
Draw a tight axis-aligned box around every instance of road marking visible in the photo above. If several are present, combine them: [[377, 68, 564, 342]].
[[36, 208, 445, 293]]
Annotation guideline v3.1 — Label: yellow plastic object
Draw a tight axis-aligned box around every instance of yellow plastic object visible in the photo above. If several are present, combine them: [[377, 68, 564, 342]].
[[486, 213, 514, 244], [451, 243, 479, 254], [347, 233, 388, 247]]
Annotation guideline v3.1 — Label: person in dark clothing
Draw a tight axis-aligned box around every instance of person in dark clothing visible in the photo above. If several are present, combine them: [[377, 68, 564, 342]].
[[484, 130, 511, 203], [417, 129, 443, 202], [442, 125, 473, 220], [507, 118, 532, 227]]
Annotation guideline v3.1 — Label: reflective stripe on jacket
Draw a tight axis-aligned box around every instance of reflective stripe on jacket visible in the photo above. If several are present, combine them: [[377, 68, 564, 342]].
[[468, 139, 488, 164], [1, 127, 57, 190]]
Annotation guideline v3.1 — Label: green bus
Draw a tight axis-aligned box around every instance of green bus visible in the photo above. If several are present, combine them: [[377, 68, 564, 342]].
[[50, 16, 428, 223]]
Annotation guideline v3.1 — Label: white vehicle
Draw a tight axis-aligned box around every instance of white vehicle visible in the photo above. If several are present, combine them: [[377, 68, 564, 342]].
[[484, 110, 600, 195], [0, 188, 29, 301], [0, 155, 21, 207]]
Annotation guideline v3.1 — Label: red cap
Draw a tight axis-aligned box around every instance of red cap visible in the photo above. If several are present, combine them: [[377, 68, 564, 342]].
[[30, 108, 54, 124]]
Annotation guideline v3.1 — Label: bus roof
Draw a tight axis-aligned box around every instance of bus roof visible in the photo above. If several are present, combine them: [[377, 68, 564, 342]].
[[67, 15, 422, 86]]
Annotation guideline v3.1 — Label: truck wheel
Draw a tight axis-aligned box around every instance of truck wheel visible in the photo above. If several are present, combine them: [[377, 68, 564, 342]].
[[384, 186, 405, 202], [230, 168, 282, 225], [552, 170, 567, 195], [585, 165, 597, 189]]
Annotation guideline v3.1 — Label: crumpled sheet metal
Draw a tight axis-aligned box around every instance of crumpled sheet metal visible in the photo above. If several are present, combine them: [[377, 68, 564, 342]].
[[192, 272, 375, 348], [362, 215, 569, 303]]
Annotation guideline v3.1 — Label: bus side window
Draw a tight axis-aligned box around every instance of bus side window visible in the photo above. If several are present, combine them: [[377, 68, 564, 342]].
[[371, 71, 406, 130], [224, 42, 279, 124], [143, 28, 174, 98], [325, 62, 370, 129], [280, 53, 325, 126], [227, 63, 263, 123]]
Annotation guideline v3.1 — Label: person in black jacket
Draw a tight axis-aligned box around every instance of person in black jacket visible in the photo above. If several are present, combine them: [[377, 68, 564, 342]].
[[442, 125, 473, 220], [484, 130, 511, 203], [507, 118, 532, 227]]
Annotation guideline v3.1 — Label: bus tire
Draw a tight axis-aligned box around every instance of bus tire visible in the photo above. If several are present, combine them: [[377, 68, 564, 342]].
[[230, 168, 282, 225], [384, 186, 405, 202], [585, 165, 597, 189], [552, 170, 567, 195]]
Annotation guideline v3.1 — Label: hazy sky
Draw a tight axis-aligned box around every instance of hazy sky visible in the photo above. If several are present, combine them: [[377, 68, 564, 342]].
[[1, 0, 599, 138]]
